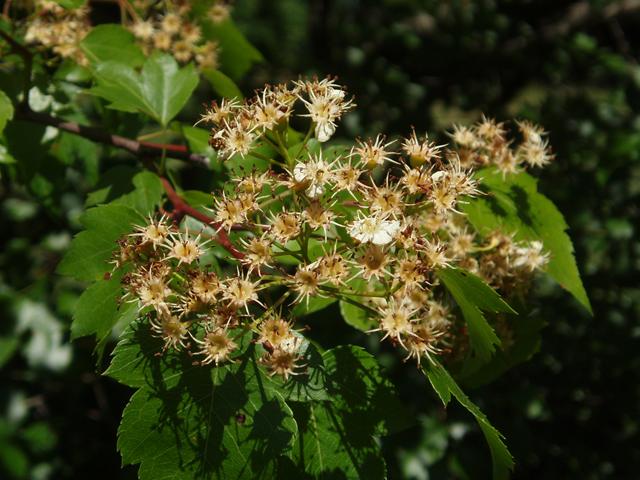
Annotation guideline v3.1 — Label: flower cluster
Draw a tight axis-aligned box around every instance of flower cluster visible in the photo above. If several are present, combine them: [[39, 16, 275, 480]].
[[112, 77, 553, 378], [449, 116, 555, 177], [23, 1, 92, 65], [18, 0, 229, 69]]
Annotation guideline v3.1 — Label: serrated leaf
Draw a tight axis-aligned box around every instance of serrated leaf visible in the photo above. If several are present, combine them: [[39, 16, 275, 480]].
[[107, 321, 297, 480], [462, 168, 592, 313], [460, 315, 546, 389], [423, 359, 514, 480], [87, 61, 152, 114], [258, 334, 331, 402], [71, 269, 135, 342], [80, 24, 146, 67], [87, 53, 198, 127], [141, 52, 199, 127], [286, 346, 415, 478], [57, 204, 145, 282], [439, 267, 515, 365], [86, 167, 164, 214], [202, 68, 244, 100], [0, 88, 14, 135]]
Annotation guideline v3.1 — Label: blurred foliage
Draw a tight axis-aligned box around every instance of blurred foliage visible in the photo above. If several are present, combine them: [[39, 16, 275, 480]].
[[1, 0, 639, 479]]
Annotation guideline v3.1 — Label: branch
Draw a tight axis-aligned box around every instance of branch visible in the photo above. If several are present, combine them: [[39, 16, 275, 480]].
[[13, 107, 211, 166], [160, 178, 244, 261]]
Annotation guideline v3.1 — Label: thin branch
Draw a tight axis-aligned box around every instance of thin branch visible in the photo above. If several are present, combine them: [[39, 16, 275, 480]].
[[12, 108, 211, 166], [160, 178, 244, 260]]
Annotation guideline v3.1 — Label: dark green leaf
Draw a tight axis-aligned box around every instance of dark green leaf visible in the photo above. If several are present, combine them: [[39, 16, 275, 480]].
[[286, 346, 415, 478], [85, 166, 164, 214], [107, 321, 297, 480], [180, 190, 216, 207], [57, 204, 145, 282], [258, 333, 331, 402], [141, 52, 199, 127], [80, 24, 146, 67], [462, 168, 592, 313], [0, 336, 19, 370], [87, 53, 198, 127], [292, 296, 337, 318], [338, 278, 380, 332], [196, 15, 264, 81], [438, 267, 515, 366], [87, 61, 152, 115], [71, 269, 135, 342], [0, 88, 14, 135], [423, 359, 514, 480], [202, 68, 244, 100], [460, 315, 546, 389]]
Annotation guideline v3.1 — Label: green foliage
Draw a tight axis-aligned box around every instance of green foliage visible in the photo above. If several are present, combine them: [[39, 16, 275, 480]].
[[0, 89, 13, 136], [87, 52, 199, 127], [439, 267, 515, 367], [424, 359, 514, 480], [80, 24, 146, 68], [462, 168, 592, 313], [56, 204, 145, 282], [285, 346, 416, 479]]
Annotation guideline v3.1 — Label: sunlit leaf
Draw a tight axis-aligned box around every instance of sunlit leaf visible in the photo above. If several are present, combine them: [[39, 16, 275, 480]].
[[0, 88, 14, 135], [423, 359, 514, 480], [438, 267, 515, 366], [462, 168, 592, 313], [56, 204, 145, 282], [107, 321, 298, 480], [80, 24, 146, 68]]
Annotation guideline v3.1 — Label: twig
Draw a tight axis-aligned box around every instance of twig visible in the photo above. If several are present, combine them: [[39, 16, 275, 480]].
[[13, 107, 211, 166], [160, 178, 244, 261]]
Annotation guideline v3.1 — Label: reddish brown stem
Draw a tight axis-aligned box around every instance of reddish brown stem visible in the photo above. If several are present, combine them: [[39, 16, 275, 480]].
[[160, 178, 244, 260], [13, 108, 210, 166]]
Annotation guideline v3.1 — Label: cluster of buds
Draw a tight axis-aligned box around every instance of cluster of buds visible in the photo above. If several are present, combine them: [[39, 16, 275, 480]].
[[18, 0, 230, 69], [23, 1, 92, 65], [111, 76, 552, 377], [449, 116, 555, 177], [127, 0, 229, 68]]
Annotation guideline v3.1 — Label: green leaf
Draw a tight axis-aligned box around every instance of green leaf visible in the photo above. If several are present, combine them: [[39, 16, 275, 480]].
[[462, 168, 592, 313], [423, 359, 514, 480], [180, 190, 216, 207], [258, 333, 331, 402], [202, 68, 244, 100], [87, 61, 152, 114], [141, 51, 199, 127], [196, 15, 264, 81], [0, 88, 14, 135], [107, 321, 297, 480], [57, 204, 146, 282], [87, 53, 198, 127], [0, 336, 19, 370], [338, 278, 380, 332], [56, 0, 86, 9], [438, 267, 515, 366], [80, 24, 146, 68], [85, 166, 164, 214], [292, 296, 337, 318], [286, 346, 415, 478], [460, 314, 546, 389], [71, 269, 135, 342]]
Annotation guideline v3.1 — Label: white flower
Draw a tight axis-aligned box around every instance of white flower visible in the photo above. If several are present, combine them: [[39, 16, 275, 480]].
[[348, 212, 401, 245], [292, 154, 334, 198]]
